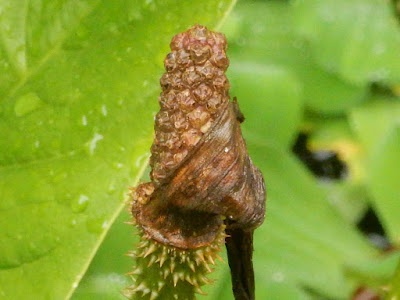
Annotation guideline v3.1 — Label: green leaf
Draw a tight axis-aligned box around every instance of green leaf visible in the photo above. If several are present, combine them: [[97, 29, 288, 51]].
[[292, 0, 400, 84], [305, 119, 368, 223], [247, 143, 376, 299], [228, 63, 303, 147], [71, 211, 136, 300], [0, 1, 236, 299], [350, 100, 400, 244], [345, 251, 400, 288], [223, 0, 368, 116], [388, 260, 400, 299]]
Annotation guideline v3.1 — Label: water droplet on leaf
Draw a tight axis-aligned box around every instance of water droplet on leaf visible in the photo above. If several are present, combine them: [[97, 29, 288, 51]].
[[101, 104, 108, 116], [81, 115, 87, 126], [102, 221, 108, 229], [85, 133, 104, 155], [113, 162, 124, 169], [86, 216, 106, 234], [71, 194, 90, 213]]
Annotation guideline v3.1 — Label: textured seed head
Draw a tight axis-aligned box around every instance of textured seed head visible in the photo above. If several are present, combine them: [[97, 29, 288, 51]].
[[141, 24, 230, 187], [175, 49, 191, 67], [182, 66, 203, 86], [196, 61, 216, 79], [129, 24, 266, 300], [171, 111, 189, 131], [206, 91, 223, 113], [193, 83, 213, 102]]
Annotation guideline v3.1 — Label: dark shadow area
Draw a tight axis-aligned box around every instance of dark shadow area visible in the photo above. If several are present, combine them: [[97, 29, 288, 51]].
[[292, 133, 347, 180], [292, 132, 391, 251]]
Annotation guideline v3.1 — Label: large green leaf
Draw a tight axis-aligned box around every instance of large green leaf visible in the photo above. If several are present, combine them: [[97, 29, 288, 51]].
[[0, 1, 236, 299], [224, 0, 368, 116], [292, 0, 400, 85], [306, 119, 368, 223], [350, 100, 400, 245]]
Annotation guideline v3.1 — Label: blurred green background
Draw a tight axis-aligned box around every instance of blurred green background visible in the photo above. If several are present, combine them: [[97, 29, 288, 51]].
[[0, 0, 399, 299]]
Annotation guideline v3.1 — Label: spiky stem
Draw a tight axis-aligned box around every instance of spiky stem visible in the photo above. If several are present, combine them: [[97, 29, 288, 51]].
[[124, 223, 226, 300]]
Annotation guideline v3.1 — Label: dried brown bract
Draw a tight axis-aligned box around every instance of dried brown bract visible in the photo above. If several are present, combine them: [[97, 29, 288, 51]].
[[131, 24, 266, 300]]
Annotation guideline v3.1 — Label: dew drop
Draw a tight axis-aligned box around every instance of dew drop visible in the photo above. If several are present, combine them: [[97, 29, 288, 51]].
[[81, 115, 87, 126], [86, 217, 106, 234], [71, 194, 90, 213], [101, 104, 108, 116], [102, 221, 108, 229], [34, 140, 40, 148], [113, 162, 124, 169], [14, 92, 43, 117], [86, 133, 104, 155]]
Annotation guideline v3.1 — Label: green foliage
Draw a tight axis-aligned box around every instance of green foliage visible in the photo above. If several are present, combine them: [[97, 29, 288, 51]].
[[0, 0, 235, 299], [388, 261, 400, 299], [292, 0, 400, 84], [1, 0, 399, 300]]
